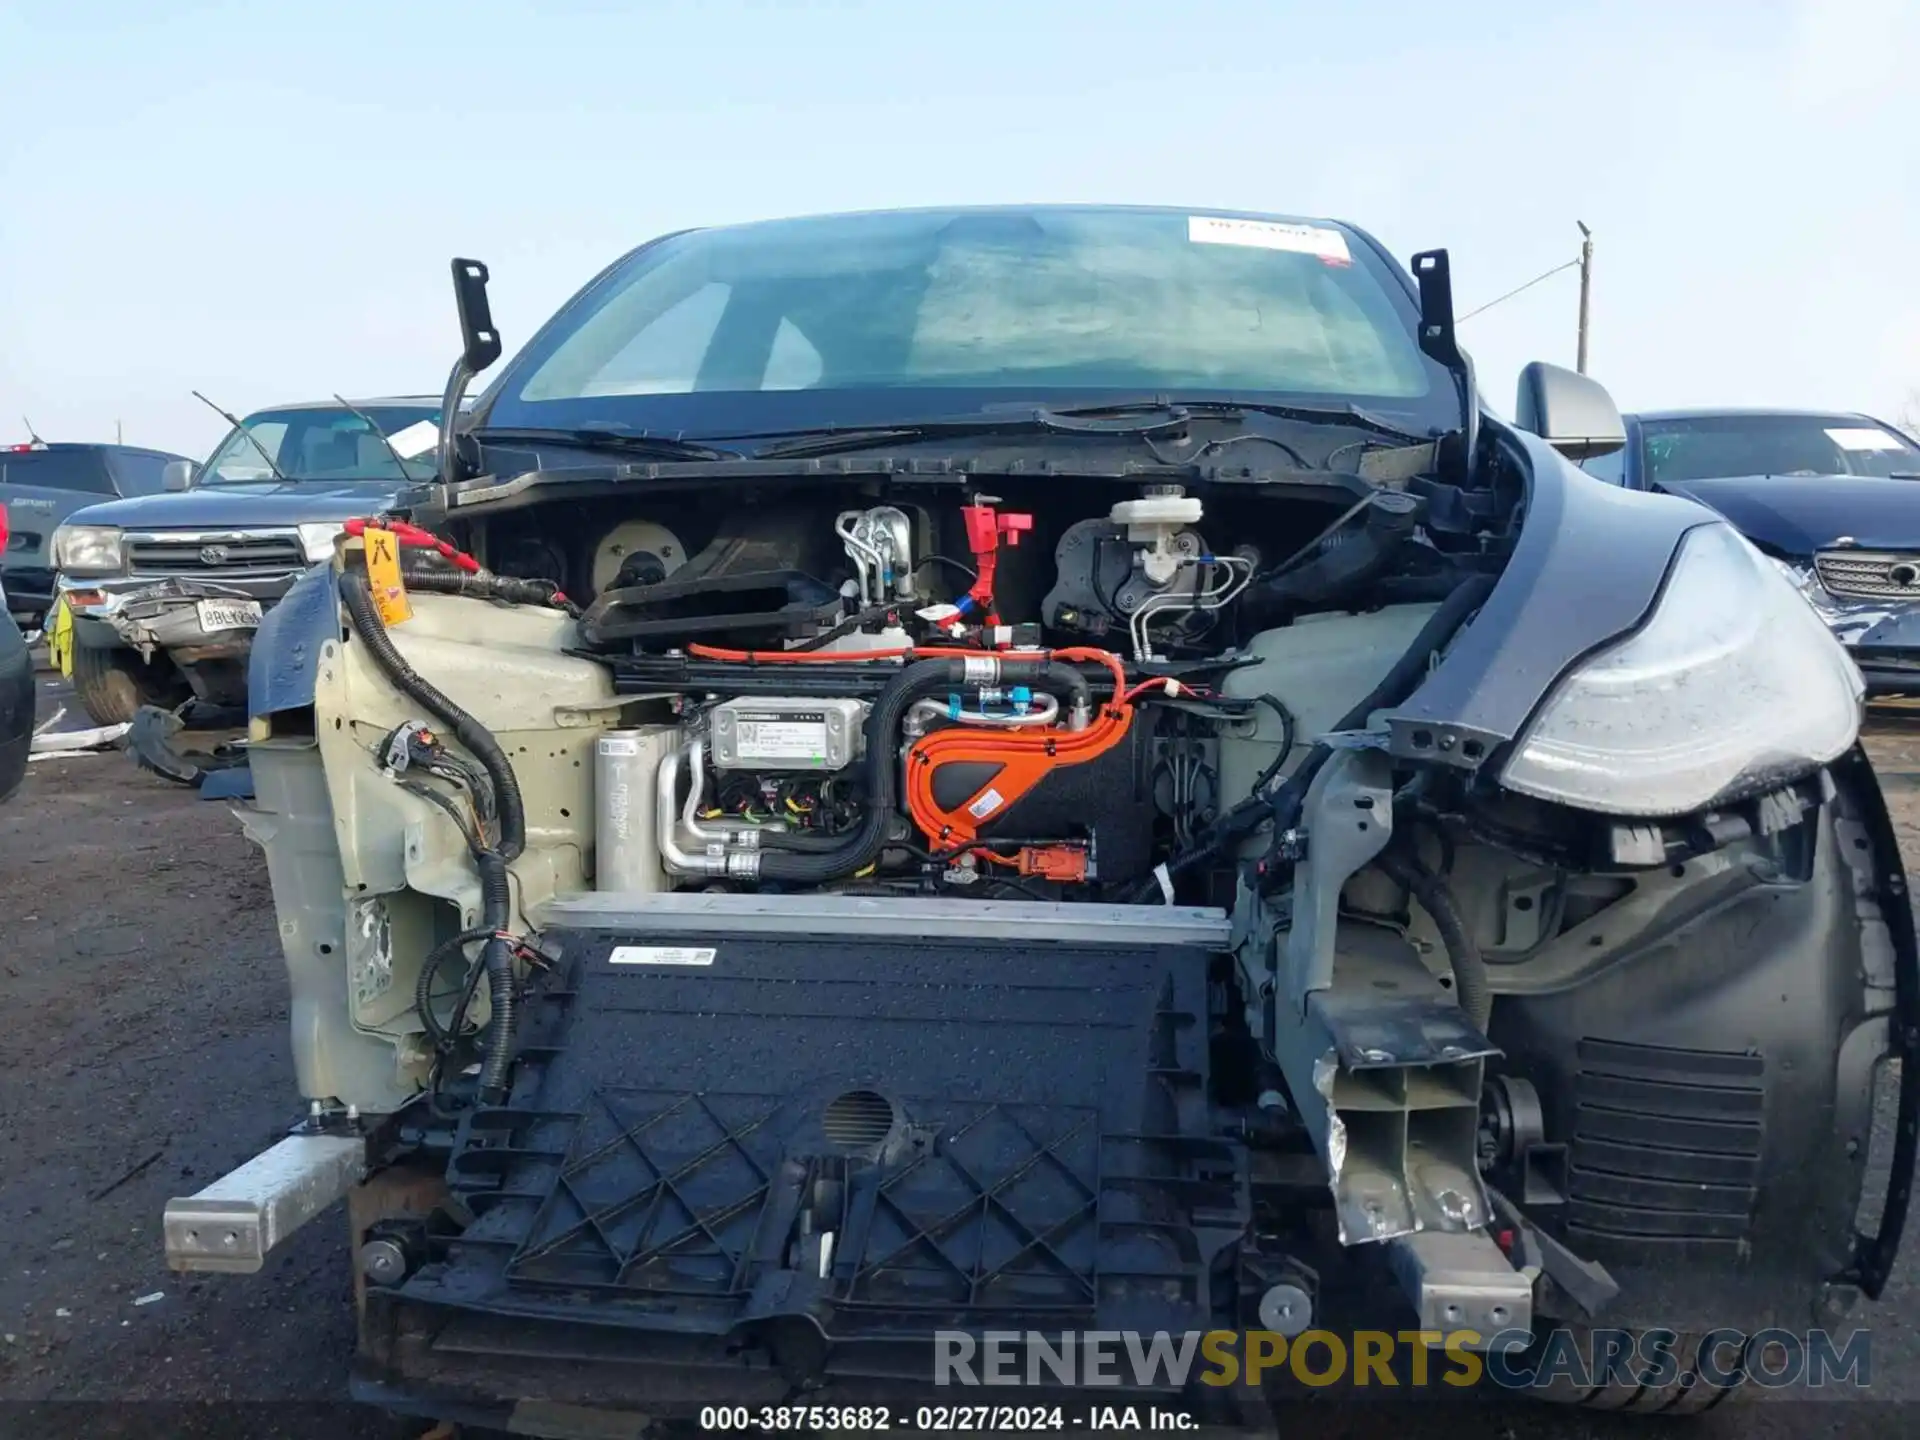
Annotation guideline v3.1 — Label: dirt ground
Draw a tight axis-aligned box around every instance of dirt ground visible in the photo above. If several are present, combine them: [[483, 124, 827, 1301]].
[[4, 671, 1920, 1438]]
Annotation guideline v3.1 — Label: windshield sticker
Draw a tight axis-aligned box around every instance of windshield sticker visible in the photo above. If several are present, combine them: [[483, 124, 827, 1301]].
[[1826, 427, 1906, 452], [1188, 215, 1352, 265], [386, 419, 441, 459]]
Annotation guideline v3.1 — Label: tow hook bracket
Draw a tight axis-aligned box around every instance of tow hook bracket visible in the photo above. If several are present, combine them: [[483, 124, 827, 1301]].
[[1487, 1187, 1620, 1318], [1386, 1228, 1532, 1348], [163, 1133, 366, 1274]]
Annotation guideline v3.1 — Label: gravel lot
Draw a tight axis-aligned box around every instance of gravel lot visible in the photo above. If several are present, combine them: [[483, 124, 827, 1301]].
[[3, 671, 1918, 1438]]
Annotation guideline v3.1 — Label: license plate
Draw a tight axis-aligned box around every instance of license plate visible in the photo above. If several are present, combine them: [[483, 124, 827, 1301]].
[[196, 599, 263, 632]]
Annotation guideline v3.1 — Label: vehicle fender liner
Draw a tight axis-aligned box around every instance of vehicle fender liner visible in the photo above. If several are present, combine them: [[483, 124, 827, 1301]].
[[1487, 759, 1915, 1328], [1827, 745, 1919, 1301]]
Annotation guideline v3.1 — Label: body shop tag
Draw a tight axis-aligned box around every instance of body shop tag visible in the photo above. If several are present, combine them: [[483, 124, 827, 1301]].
[[365, 528, 413, 626]]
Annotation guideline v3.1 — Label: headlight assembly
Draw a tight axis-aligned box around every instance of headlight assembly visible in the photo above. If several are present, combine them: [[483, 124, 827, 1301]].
[[52, 524, 125, 577], [1499, 521, 1863, 817], [296, 522, 345, 562]]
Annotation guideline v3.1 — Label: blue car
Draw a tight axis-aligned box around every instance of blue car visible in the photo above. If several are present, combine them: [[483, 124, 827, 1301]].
[[1587, 408, 1920, 694]]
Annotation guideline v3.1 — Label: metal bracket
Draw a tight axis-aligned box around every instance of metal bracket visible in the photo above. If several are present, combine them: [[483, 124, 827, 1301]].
[[552, 694, 656, 729], [1386, 1228, 1532, 1346], [1272, 929, 1496, 1245], [1283, 746, 1393, 1010], [1381, 714, 1505, 771], [163, 1133, 366, 1274]]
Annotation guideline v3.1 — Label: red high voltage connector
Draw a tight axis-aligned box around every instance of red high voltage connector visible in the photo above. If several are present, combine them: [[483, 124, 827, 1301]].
[[957, 499, 1033, 626]]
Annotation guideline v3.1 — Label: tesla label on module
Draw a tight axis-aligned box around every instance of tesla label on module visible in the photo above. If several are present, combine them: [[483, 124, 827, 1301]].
[[735, 712, 827, 761]]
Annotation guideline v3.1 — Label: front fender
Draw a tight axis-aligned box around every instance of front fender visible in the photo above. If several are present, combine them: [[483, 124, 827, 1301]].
[[1384, 424, 1719, 766]]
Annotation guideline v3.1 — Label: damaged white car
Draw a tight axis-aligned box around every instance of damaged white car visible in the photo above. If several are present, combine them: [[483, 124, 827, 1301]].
[[167, 206, 1914, 1430]]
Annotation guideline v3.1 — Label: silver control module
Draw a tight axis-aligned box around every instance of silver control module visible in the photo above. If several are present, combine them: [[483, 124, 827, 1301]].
[[709, 697, 868, 771]]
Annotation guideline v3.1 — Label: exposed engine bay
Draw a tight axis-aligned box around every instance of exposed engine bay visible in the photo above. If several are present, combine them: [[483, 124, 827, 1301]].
[[462, 473, 1492, 909], [209, 456, 1912, 1420]]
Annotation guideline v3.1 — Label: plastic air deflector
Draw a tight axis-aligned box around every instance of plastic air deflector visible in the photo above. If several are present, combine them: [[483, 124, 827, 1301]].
[[375, 924, 1248, 1379]]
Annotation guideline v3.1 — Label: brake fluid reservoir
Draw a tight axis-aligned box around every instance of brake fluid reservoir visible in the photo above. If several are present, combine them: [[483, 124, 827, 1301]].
[[594, 727, 678, 892]]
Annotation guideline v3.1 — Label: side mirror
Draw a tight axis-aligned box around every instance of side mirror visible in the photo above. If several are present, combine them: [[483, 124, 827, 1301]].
[[162, 460, 198, 491], [1514, 361, 1625, 460]]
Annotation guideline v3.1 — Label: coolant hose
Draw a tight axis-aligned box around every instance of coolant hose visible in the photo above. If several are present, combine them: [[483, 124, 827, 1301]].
[[1374, 846, 1491, 1031], [339, 568, 527, 860], [755, 655, 1093, 883]]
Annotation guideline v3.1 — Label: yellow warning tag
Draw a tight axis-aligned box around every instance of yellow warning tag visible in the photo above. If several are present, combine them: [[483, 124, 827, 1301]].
[[365, 528, 413, 626], [48, 595, 75, 678]]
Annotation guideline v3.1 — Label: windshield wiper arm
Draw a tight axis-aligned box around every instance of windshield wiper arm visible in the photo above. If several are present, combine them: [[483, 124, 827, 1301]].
[[472, 425, 745, 463], [332, 394, 421, 477], [191, 390, 290, 483]]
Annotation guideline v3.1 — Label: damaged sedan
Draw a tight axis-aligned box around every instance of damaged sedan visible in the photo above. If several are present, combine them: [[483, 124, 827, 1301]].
[[1594, 408, 1920, 696], [168, 206, 1914, 1428]]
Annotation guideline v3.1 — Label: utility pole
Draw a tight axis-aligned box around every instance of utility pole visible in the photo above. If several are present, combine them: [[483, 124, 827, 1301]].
[[1575, 221, 1593, 374], [116, 420, 123, 445]]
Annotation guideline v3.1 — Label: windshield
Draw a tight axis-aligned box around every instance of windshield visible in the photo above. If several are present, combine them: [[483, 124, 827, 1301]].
[[485, 206, 1460, 439], [201, 405, 441, 484], [1641, 414, 1920, 484]]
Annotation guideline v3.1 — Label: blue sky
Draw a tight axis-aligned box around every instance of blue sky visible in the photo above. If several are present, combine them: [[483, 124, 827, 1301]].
[[2, 0, 1915, 457]]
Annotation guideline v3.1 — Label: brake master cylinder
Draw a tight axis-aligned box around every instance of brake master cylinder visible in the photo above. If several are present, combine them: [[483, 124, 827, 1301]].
[[1110, 484, 1205, 585]]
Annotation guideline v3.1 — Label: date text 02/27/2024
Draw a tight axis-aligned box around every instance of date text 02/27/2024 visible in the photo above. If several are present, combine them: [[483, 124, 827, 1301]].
[[698, 1405, 1197, 1431]]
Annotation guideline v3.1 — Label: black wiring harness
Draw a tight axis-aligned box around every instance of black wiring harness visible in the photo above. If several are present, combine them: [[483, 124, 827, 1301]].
[[337, 532, 575, 1107]]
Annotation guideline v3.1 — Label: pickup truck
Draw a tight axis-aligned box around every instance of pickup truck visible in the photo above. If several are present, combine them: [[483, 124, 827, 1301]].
[[53, 396, 446, 727]]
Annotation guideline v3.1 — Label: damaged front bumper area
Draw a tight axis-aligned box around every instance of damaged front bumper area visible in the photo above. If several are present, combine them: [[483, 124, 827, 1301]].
[[356, 898, 1258, 1416], [166, 560, 1917, 1422], [68, 574, 272, 710]]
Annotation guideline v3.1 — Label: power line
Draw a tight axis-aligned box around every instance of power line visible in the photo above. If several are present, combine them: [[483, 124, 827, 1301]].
[[1457, 258, 1581, 323]]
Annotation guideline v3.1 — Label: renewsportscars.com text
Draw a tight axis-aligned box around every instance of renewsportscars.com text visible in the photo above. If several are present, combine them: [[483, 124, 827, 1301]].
[[933, 1328, 1872, 1391]]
